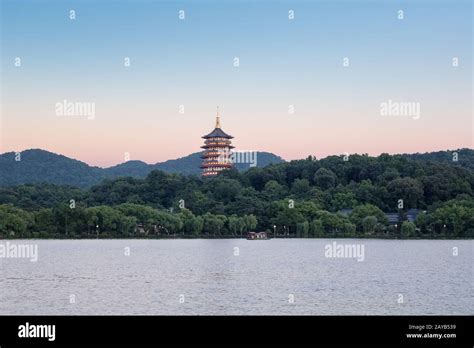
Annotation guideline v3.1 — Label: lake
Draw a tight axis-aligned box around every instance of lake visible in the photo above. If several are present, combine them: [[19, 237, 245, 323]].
[[0, 239, 472, 315]]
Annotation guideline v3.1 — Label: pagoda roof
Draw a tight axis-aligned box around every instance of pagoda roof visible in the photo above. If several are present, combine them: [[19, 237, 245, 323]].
[[202, 127, 234, 139]]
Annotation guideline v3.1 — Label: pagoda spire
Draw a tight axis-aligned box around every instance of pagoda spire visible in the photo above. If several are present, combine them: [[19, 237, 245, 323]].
[[215, 106, 221, 128]]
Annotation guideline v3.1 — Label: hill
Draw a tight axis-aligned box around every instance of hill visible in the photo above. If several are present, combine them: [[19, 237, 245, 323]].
[[0, 149, 285, 188], [1, 148, 473, 239], [402, 148, 474, 170]]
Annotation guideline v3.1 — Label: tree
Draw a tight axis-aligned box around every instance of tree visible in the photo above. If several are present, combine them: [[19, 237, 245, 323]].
[[310, 219, 324, 237], [362, 216, 378, 235], [422, 198, 474, 238], [33, 208, 55, 236], [317, 211, 346, 234], [209, 178, 242, 203], [296, 221, 309, 237], [262, 180, 287, 201], [272, 205, 305, 235], [401, 221, 416, 238], [342, 222, 356, 236], [86, 206, 122, 235], [331, 192, 357, 211], [314, 168, 336, 190], [228, 215, 241, 236], [354, 180, 389, 211], [242, 214, 258, 232], [203, 213, 226, 236], [387, 177, 424, 210], [291, 179, 311, 197], [195, 216, 204, 236], [379, 168, 400, 183], [0, 204, 33, 238], [295, 201, 322, 221], [116, 203, 160, 223], [179, 209, 202, 236], [350, 204, 388, 233]]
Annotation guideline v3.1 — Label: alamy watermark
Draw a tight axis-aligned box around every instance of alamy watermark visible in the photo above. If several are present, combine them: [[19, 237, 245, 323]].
[[380, 99, 420, 120], [218, 149, 258, 167], [0, 242, 38, 262], [55, 99, 95, 120], [324, 241, 365, 262], [18, 322, 55, 341]]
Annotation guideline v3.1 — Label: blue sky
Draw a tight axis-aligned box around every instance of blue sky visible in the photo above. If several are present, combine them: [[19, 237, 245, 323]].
[[1, 0, 472, 166]]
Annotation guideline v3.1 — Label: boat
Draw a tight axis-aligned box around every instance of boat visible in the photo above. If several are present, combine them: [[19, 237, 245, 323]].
[[246, 232, 269, 240]]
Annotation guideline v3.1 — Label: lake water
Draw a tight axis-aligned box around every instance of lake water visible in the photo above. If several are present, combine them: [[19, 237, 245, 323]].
[[0, 239, 472, 315]]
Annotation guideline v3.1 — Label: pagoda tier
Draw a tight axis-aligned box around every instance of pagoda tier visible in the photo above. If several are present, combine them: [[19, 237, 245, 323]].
[[201, 108, 234, 177]]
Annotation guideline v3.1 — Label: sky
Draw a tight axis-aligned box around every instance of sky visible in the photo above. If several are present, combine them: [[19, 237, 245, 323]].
[[1, 0, 472, 167]]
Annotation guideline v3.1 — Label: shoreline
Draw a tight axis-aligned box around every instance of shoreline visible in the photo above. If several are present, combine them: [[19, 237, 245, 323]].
[[1, 237, 472, 241]]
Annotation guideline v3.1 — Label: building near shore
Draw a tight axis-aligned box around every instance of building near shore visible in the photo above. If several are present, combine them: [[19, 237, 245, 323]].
[[339, 208, 422, 226], [201, 108, 234, 176]]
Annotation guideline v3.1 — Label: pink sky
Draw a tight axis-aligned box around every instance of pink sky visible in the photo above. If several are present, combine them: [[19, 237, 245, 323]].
[[2, 101, 472, 167]]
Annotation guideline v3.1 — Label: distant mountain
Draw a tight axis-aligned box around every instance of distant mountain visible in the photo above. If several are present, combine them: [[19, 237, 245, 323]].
[[153, 151, 284, 175], [0, 149, 106, 188], [104, 160, 152, 177], [0, 149, 285, 188], [154, 152, 204, 174]]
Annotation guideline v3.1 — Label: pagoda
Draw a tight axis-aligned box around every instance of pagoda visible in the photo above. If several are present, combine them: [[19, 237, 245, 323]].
[[201, 107, 234, 176]]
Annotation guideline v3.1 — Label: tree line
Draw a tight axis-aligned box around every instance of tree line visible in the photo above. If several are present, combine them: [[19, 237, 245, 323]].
[[0, 152, 473, 238]]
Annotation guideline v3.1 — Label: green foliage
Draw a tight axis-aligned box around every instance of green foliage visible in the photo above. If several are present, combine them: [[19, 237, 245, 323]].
[[314, 168, 336, 190], [0, 150, 285, 187], [262, 180, 288, 201], [387, 177, 424, 209], [310, 219, 324, 237], [350, 204, 388, 232], [331, 192, 357, 211], [296, 221, 309, 237], [342, 222, 356, 236], [179, 209, 203, 236], [0, 149, 473, 239], [0, 184, 84, 210], [201, 213, 221, 236], [228, 215, 244, 236], [242, 214, 258, 232], [362, 216, 378, 235], [291, 179, 311, 197], [415, 198, 474, 238], [0, 204, 33, 237], [401, 221, 416, 238]]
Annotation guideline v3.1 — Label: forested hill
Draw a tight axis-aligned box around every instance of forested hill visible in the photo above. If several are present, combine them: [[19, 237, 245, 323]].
[[0, 149, 284, 187], [1, 148, 472, 189], [0, 148, 473, 239], [403, 148, 474, 170]]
